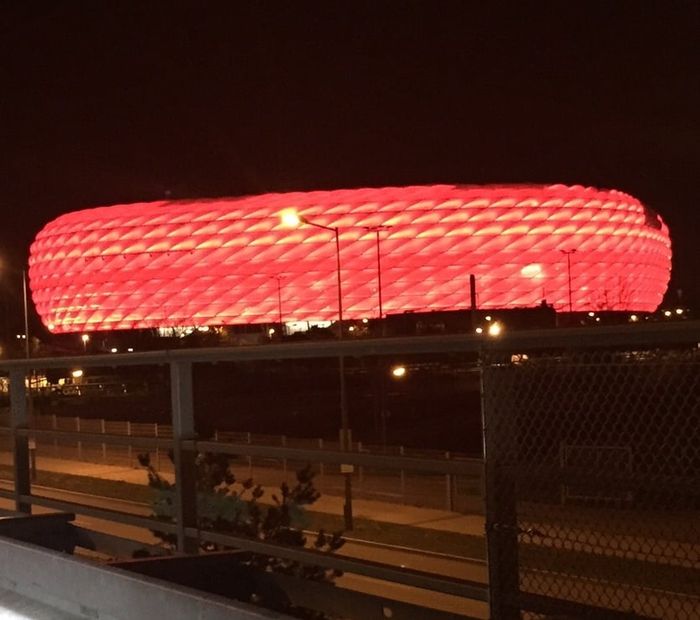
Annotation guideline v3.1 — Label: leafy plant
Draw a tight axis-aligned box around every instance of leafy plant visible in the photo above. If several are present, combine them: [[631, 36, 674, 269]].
[[137, 452, 344, 616]]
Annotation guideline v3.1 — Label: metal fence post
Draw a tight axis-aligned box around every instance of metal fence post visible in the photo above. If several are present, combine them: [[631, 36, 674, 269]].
[[318, 438, 325, 486], [445, 451, 454, 511], [155, 423, 161, 471], [481, 351, 520, 620], [247, 431, 252, 477], [101, 418, 107, 462], [51, 413, 57, 454], [399, 445, 406, 501], [75, 416, 82, 461], [357, 441, 364, 485], [10, 368, 31, 513], [281, 435, 287, 476], [170, 360, 198, 554], [127, 420, 133, 466]]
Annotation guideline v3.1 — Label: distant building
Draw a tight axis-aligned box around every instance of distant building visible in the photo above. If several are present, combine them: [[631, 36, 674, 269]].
[[28, 184, 671, 334]]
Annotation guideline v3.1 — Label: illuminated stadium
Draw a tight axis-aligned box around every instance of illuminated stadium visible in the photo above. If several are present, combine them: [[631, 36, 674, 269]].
[[28, 184, 672, 333]]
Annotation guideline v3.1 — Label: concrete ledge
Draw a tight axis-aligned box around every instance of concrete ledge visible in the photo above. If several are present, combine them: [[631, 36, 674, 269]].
[[0, 535, 289, 620]]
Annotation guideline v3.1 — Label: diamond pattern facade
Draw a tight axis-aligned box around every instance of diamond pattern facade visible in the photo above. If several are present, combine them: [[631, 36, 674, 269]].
[[28, 184, 671, 333]]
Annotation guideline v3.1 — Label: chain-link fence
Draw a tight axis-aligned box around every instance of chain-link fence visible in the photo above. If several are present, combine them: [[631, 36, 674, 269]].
[[483, 344, 700, 619]]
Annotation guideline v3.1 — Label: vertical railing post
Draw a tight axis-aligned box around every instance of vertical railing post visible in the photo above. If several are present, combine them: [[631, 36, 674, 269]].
[[10, 368, 31, 513], [318, 438, 325, 487], [75, 416, 82, 461], [127, 420, 133, 466], [445, 451, 454, 511], [481, 350, 520, 620], [101, 418, 107, 462], [399, 445, 406, 502], [51, 413, 58, 454], [357, 441, 364, 485], [281, 434, 287, 476], [247, 432, 252, 477], [155, 422, 161, 471], [170, 360, 198, 554]]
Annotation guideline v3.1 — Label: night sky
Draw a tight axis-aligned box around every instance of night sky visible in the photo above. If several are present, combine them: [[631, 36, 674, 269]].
[[2, 1, 698, 325]]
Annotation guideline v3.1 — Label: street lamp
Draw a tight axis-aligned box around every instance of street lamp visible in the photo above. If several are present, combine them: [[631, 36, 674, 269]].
[[280, 209, 354, 529], [560, 249, 576, 313], [363, 226, 390, 329], [1, 262, 31, 358], [272, 276, 284, 336], [21, 270, 30, 358], [81, 334, 90, 353]]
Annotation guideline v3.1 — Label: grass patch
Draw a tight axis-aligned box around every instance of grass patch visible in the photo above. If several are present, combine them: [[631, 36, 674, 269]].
[[307, 509, 487, 559], [0, 463, 155, 504]]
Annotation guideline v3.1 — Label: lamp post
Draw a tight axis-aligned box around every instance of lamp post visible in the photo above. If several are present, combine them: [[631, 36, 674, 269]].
[[364, 225, 390, 330], [21, 270, 30, 358], [560, 249, 576, 313], [272, 276, 284, 334], [280, 210, 354, 529]]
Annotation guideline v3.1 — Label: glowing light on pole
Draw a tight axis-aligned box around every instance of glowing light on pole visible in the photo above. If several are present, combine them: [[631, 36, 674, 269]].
[[364, 225, 391, 325], [281, 209, 354, 530]]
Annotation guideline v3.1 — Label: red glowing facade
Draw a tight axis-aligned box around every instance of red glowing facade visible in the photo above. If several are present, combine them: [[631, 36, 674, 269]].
[[29, 185, 671, 333]]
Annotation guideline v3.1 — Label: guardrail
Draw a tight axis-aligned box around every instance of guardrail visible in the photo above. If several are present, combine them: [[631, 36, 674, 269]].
[[0, 321, 699, 620]]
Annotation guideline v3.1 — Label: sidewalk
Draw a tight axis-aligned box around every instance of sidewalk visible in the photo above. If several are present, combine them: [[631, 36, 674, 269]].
[[0, 452, 486, 538]]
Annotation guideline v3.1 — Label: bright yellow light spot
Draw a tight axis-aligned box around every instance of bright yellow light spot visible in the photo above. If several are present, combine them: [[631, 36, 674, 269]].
[[595, 317, 601, 322], [485, 315, 492, 321], [362, 318, 368, 324], [629, 314, 638, 322], [280, 209, 302, 228], [110, 347, 118, 353], [676, 308, 684, 315], [391, 365, 406, 378], [48, 323, 55, 331], [475, 327, 483, 334], [71, 369, 83, 378], [520, 263, 544, 279], [348, 325, 355, 332], [81, 334, 90, 343], [488, 322, 502, 337], [127, 347, 134, 352], [664, 310, 672, 317], [268, 328, 275, 336]]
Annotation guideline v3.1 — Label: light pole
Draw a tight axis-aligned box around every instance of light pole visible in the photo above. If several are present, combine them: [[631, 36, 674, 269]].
[[272, 276, 284, 335], [21, 270, 30, 358], [560, 249, 576, 313], [364, 225, 390, 330], [280, 210, 354, 529]]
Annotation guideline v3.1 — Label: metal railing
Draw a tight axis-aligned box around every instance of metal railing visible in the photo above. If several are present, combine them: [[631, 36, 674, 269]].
[[0, 322, 699, 619]]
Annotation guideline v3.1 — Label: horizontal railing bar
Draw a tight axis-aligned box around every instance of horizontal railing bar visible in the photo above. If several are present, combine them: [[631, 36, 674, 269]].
[[0, 322, 697, 370], [189, 439, 483, 475], [14, 428, 173, 448], [188, 527, 489, 601], [19, 493, 178, 534], [0, 488, 14, 501], [4, 428, 483, 475]]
